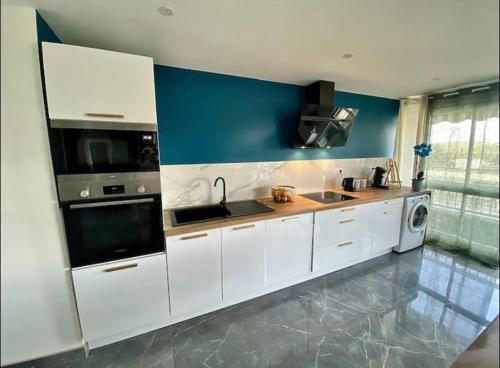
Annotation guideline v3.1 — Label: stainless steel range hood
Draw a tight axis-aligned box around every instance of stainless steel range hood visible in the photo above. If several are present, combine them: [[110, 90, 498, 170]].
[[294, 81, 358, 148]]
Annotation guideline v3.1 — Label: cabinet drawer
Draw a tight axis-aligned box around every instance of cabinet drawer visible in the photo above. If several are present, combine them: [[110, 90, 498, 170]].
[[166, 228, 222, 316], [72, 254, 170, 346], [314, 205, 369, 248], [222, 221, 266, 300], [312, 235, 372, 272]]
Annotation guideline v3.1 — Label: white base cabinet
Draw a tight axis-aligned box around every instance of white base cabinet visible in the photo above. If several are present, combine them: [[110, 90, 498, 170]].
[[313, 203, 373, 272], [368, 198, 404, 252], [222, 221, 266, 301], [265, 213, 314, 286], [71, 254, 170, 348], [166, 228, 222, 316]]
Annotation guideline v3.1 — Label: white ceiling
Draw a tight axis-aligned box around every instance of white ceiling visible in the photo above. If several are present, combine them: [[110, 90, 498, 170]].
[[3, 0, 499, 98]]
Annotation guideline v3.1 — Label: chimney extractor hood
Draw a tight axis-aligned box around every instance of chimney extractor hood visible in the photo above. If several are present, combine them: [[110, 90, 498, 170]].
[[294, 81, 358, 148]]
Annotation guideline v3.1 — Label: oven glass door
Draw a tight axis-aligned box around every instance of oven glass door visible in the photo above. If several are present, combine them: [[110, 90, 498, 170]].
[[63, 195, 164, 268], [51, 129, 159, 175]]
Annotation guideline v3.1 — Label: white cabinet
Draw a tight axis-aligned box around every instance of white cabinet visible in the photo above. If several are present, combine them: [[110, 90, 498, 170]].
[[314, 203, 370, 248], [265, 213, 313, 286], [368, 198, 404, 252], [166, 229, 222, 316], [42, 42, 157, 128], [313, 236, 372, 272], [71, 254, 170, 348], [313, 204, 372, 272], [221, 221, 266, 301]]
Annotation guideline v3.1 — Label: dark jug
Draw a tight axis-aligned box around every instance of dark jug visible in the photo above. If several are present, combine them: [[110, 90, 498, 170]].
[[342, 177, 355, 192]]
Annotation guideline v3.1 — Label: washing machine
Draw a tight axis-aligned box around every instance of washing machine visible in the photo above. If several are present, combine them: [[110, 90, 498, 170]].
[[393, 194, 430, 253]]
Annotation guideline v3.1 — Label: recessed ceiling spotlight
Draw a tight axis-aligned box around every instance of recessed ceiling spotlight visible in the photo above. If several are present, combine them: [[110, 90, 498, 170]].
[[432, 77, 441, 81], [158, 6, 174, 16], [342, 53, 354, 59]]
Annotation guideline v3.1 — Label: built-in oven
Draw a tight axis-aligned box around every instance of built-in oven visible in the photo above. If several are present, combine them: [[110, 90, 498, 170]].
[[49, 128, 159, 176], [59, 173, 165, 268]]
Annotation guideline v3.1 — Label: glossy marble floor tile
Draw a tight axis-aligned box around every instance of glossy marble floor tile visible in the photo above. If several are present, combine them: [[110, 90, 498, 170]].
[[9, 245, 499, 368]]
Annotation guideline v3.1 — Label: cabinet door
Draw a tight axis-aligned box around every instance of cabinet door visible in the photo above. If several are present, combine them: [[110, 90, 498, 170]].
[[370, 199, 404, 252], [72, 254, 170, 347], [166, 229, 222, 316], [265, 213, 313, 286], [42, 42, 157, 126], [313, 236, 372, 272], [222, 221, 266, 301]]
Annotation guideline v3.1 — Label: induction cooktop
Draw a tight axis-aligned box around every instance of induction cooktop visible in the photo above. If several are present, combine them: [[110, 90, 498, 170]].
[[300, 191, 356, 204]]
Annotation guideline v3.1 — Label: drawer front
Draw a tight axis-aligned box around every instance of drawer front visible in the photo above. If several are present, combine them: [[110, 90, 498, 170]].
[[166, 228, 222, 316], [314, 205, 369, 248], [312, 235, 372, 272], [221, 221, 266, 300], [72, 254, 170, 344]]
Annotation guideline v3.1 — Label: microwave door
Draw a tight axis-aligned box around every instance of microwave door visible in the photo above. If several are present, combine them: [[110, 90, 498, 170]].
[[84, 138, 113, 172]]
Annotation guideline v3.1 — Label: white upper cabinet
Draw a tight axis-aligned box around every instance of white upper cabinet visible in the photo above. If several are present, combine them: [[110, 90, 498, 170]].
[[368, 198, 404, 252], [265, 213, 313, 286], [221, 221, 266, 301], [166, 229, 222, 317], [41, 42, 157, 128]]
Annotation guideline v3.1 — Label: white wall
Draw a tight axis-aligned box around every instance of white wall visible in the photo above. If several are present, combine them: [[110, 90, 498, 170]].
[[1, 6, 82, 365], [398, 100, 421, 186]]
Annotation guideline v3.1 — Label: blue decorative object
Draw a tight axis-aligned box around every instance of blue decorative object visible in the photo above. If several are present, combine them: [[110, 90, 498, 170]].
[[413, 142, 433, 188]]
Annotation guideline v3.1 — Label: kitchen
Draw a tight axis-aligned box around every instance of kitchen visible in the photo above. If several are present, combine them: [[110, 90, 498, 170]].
[[1, 2, 499, 367]]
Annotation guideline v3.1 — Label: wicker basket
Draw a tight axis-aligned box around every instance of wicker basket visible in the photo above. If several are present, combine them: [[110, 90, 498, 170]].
[[271, 185, 296, 203]]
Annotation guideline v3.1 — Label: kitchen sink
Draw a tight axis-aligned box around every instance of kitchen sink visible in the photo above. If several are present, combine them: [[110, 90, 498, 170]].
[[169, 200, 274, 227]]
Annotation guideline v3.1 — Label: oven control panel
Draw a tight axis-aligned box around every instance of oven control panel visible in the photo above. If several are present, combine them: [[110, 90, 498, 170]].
[[57, 172, 161, 202]]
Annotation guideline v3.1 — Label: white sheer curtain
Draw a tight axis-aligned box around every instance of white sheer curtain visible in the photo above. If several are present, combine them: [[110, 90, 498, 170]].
[[425, 82, 499, 267]]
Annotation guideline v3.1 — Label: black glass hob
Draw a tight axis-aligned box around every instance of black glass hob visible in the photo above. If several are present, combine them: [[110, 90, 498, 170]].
[[300, 191, 356, 204]]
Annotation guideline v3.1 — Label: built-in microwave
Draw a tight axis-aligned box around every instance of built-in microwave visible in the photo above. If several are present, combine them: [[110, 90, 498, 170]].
[[49, 128, 159, 176]]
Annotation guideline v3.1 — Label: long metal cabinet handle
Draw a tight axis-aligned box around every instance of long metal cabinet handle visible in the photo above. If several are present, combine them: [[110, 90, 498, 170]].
[[339, 219, 355, 224], [70, 198, 154, 209], [85, 113, 125, 119], [341, 207, 356, 212], [180, 233, 208, 241], [233, 224, 256, 231], [338, 241, 354, 247], [281, 216, 299, 222], [104, 263, 138, 272]]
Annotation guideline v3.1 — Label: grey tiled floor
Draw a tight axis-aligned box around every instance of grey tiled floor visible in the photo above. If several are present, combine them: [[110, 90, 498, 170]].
[[9, 245, 499, 368]]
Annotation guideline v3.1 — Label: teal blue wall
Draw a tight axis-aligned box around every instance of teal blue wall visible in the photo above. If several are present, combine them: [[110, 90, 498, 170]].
[[36, 12, 61, 43], [154, 66, 399, 164], [36, 15, 400, 165]]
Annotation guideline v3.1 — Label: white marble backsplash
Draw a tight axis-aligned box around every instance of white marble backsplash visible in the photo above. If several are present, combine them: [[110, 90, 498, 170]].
[[160, 157, 388, 209]]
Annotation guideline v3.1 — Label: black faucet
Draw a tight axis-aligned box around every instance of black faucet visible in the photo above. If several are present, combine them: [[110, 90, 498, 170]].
[[214, 177, 227, 208]]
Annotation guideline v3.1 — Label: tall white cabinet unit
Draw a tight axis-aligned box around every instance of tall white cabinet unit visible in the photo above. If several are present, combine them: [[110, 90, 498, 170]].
[[41, 42, 157, 129]]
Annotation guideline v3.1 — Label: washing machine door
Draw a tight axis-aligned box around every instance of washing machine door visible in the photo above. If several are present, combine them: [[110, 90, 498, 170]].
[[408, 201, 429, 233]]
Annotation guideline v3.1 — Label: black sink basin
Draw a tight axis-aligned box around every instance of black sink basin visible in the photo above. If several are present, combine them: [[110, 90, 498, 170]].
[[170, 200, 274, 227]]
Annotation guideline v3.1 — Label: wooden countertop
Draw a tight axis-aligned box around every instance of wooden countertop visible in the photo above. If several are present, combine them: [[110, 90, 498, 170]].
[[163, 186, 431, 236]]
